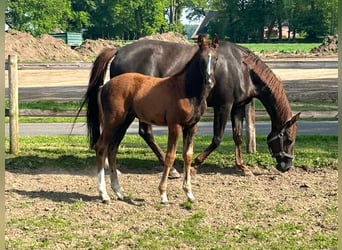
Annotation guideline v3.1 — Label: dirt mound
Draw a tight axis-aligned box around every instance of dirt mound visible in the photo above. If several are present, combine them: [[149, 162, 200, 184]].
[[311, 35, 338, 54], [5, 30, 87, 62], [75, 39, 120, 58], [139, 32, 190, 43]]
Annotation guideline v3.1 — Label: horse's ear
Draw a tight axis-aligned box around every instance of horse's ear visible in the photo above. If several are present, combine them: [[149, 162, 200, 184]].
[[212, 34, 219, 48], [284, 112, 301, 128]]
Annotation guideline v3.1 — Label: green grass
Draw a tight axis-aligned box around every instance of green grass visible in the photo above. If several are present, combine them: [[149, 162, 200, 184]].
[[5, 99, 338, 124], [5, 100, 82, 111], [5, 134, 337, 170], [240, 43, 321, 53]]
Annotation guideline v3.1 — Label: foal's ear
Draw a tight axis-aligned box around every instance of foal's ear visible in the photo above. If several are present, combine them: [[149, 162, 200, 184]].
[[211, 34, 219, 48], [197, 34, 205, 47]]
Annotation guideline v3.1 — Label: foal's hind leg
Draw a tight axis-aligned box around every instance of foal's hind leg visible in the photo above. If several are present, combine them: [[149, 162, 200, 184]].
[[108, 115, 135, 200], [182, 125, 197, 202], [95, 134, 111, 203], [107, 144, 124, 200]]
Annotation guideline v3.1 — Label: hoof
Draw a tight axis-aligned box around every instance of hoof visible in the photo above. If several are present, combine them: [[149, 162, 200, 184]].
[[242, 169, 254, 176], [190, 166, 198, 175], [102, 199, 110, 204], [186, 191, 196, 203], [169, 168, 181, 179]]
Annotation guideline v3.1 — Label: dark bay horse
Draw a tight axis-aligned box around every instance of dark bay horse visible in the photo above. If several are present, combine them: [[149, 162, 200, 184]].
[[84, 36, 218, 203], [81, 38, 300, 176]]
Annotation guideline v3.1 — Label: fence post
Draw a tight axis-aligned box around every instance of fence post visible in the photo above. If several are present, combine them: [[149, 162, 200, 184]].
[[245, 100, 256, 153], [8, 55, 19, 154]]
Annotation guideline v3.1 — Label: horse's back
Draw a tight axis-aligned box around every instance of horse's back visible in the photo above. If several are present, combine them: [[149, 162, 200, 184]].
[[110, 40, 197, 77]]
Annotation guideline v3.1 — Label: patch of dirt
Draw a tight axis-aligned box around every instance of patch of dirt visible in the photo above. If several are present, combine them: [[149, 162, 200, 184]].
[[5, 165, 337, 248]]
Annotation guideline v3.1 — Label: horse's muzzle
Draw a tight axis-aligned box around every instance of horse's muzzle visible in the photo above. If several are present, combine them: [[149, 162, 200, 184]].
[[276, 160, 292, 172]]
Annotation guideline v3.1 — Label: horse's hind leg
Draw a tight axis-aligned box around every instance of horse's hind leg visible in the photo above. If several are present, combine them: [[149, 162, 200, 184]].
[[182, 125, 197, 203], [159, 124, 181, 204]]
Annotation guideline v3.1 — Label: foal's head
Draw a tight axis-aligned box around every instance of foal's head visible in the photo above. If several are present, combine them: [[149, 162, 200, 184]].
[[197, 34, 219, 89]]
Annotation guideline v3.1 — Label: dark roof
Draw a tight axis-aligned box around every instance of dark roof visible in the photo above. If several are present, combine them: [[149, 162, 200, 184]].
[[191, 11, 217, 39]]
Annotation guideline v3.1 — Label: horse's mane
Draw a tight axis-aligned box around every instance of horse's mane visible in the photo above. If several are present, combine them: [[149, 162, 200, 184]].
[[241, 49, 292, 120]]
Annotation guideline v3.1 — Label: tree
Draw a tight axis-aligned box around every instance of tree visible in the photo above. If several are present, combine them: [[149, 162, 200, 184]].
[[206, 0, 337, 42], [6, 0, 90, 35]]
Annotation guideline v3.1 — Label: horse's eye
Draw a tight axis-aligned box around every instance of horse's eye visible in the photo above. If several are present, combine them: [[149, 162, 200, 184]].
[[286, 137, 293, 145]]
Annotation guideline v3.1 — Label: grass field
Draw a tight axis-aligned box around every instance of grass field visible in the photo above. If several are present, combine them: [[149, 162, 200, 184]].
[[5, 134, 338, 170], [240, 43, 321, 53]]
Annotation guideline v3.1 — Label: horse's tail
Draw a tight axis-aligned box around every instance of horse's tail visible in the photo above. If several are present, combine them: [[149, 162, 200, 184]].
[[75, 47, 116, 148]]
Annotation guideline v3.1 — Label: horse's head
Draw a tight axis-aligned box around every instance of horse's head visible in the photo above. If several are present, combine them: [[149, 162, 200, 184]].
[[197, 34, 219, 89], [267, 112, 300, 172]]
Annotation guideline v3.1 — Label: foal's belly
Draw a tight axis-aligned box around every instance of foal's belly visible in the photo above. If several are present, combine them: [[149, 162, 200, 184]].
[[133, 95, 191, 126]]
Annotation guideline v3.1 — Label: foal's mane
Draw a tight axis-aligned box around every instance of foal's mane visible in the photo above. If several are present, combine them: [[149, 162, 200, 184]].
[[241, 49, 291, 120], [171, 45, 199, 77]]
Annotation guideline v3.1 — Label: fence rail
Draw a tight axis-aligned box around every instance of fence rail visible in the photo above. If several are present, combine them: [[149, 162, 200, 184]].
[[4, 109, 338, 119]]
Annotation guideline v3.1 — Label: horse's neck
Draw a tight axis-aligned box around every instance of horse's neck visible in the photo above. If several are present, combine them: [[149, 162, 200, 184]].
[[259, 87, 292, 130], [243, 52, 292, 130]]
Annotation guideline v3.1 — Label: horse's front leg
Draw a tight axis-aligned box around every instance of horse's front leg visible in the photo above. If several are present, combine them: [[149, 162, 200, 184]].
[[232, 107, 254, 176], [95, 136, 111, 203], [182, 125, 197, 202], [139, 121, 180, 179], [193, 104, 230, 168], [158, 125, 181, 204]]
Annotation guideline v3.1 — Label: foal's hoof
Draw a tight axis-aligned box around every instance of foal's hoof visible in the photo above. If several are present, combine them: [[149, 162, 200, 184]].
[[190, 166, 198, 175], [242, 169, 254, 176], [102, 199, 110, 204], [160, 194, 169, 204], [169, 168, 181, 179]]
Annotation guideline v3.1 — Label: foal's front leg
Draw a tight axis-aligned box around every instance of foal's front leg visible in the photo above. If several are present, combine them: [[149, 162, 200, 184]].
[[182, 125, 197, 202], [158, 125, 181, 204]]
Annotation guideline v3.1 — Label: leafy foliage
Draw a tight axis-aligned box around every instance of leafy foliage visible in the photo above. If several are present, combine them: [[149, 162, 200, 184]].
[[6, 0, 337, 41], [208, 0, 338, 42]]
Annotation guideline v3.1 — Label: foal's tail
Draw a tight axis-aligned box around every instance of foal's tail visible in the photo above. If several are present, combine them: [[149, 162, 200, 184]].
[[76, 47, 116, 148]]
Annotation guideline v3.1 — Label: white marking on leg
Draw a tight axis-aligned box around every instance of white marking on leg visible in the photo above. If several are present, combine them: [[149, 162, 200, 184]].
[[110, 170, 124, 200], [98, 168, 110, 202], [105, 157, 121, 175], [183, 174, 195, 202], [160, 192, 168, 204]]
